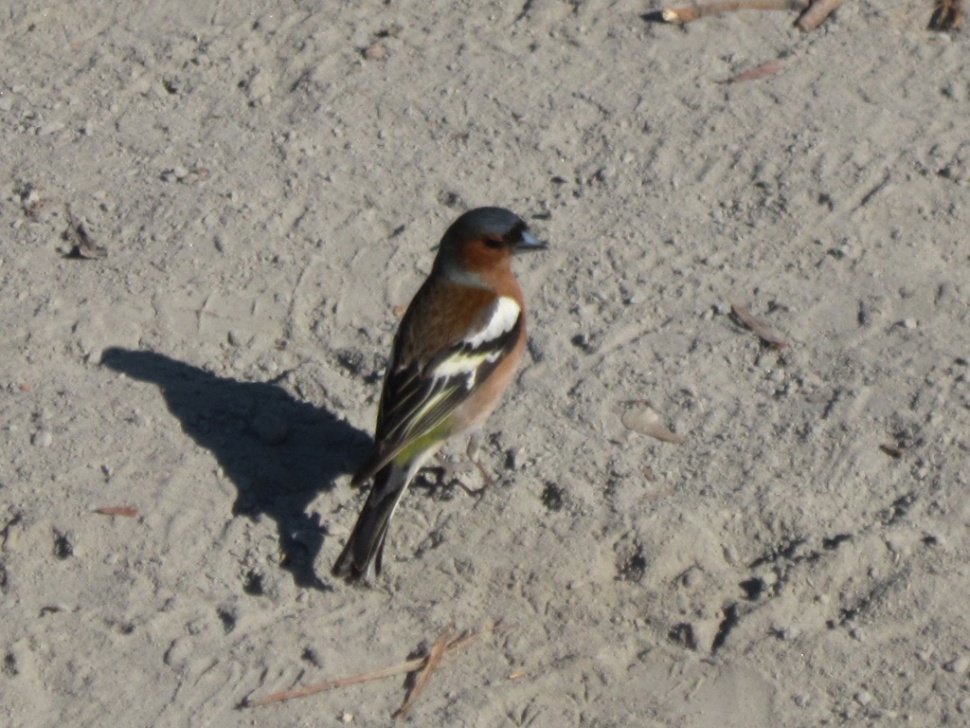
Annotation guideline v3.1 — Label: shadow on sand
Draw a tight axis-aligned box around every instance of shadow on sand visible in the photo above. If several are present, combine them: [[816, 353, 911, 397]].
[[101, 347, 370, 591]]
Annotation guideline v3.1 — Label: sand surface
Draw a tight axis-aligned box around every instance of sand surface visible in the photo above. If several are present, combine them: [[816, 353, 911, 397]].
[[2, 1, 969, 725]]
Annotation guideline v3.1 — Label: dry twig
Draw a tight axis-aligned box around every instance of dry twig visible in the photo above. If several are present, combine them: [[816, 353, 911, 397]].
[[393, 625, 455, 720], [730, 302, 788, 349], [662, 0, 807, 24], [93, 506, 139, 518], [246, 620, 499, 710], [796, 0, 844, 31], [720, 59, 785, 83]]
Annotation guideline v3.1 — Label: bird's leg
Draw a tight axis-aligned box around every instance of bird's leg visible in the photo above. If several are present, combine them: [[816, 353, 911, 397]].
[[465, 432, 493, 489], [429, 434, 492, 499], [462, 433, 494, 509]]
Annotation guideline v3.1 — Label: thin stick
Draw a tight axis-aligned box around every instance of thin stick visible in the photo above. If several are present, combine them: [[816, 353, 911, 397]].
[[796, 0, 844, 31], [719, 59, 784, 84], [730, 302, 788, 350], [393, 625, 455, 720], [246, 620, 499, 708], [93, 506, 139, 518], [662, 0, 807, 24]]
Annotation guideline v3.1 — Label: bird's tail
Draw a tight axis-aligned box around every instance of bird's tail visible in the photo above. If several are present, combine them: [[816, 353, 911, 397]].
[[331, 462, 411, 582]]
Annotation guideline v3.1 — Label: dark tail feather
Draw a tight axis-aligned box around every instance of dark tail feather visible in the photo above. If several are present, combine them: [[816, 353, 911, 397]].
[[332, 463, 410, 582]]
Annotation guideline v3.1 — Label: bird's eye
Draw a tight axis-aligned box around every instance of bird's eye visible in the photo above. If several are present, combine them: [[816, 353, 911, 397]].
[[484, 238, 504, 250]]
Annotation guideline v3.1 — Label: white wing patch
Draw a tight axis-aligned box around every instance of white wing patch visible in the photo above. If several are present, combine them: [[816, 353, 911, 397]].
[[427, 297, 521, 390], [466, 297, 521, 349], [431, 350, 501, 388]]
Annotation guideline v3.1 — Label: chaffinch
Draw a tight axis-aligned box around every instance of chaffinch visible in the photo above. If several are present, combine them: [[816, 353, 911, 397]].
[[332, 207, 546, 582]]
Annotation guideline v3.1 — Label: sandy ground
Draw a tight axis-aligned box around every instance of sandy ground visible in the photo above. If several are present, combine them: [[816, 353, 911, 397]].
[[2, 1, 969, 725]]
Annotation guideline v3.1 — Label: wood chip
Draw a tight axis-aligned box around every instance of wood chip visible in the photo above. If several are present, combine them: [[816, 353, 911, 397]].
[[621, 401, 686, 444], [363, 42, 388, 61], [730, 302, 788, 349], [661, 0, 807, 23], [879, 444, 907, 459], [796, 0, 844, 31], [246, 620, 500, 711], [94, 506, 139, 518]]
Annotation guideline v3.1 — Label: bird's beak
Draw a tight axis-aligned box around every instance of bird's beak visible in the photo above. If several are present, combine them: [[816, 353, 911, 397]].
[[515, 230, 547, 252]]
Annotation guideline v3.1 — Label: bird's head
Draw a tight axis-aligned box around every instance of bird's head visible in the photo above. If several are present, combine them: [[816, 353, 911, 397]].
[[434, 207, 546, 281]]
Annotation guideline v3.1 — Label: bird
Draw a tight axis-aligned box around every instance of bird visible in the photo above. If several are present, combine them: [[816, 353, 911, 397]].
[[332, 207, 546, 582]]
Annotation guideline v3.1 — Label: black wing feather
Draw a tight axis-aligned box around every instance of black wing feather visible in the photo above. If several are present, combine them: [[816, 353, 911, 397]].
[[353, 313, 522, 483]]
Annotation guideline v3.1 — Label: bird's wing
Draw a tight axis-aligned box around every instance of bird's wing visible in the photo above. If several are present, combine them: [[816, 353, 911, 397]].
[[353, 295, 522, 484]]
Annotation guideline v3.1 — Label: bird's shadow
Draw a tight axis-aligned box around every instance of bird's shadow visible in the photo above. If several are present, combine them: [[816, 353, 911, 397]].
[[101, 347, 371, 592]]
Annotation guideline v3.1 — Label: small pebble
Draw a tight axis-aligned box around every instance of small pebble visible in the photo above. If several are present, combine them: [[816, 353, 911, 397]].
[[340, 712, 354, 723], [902, 318, 918, 329], [944, 655, 970, 674], [571, 332, 595, 353], [38, 121, 65, 136], [363, 42, 387, 60], [855, 690, 872, 706], [32, 430, 53, 448], [680, 566, 702, 588], [163, 638, 193, 669]]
